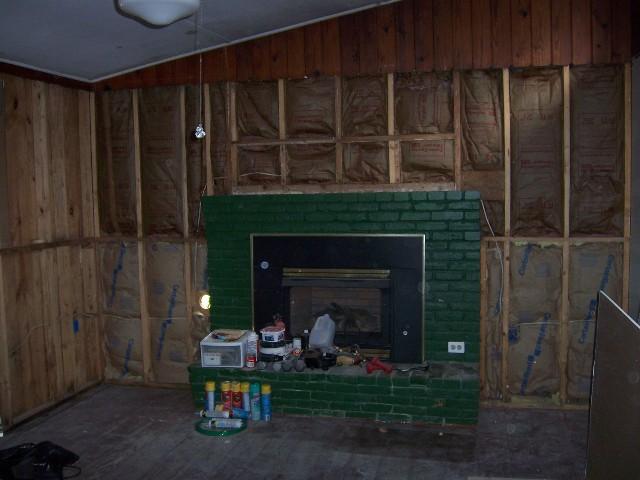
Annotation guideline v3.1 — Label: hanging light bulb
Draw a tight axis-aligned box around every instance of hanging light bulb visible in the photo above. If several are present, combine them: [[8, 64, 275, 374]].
[[194, 123, 206, 139], [118, 0, 200, 26]]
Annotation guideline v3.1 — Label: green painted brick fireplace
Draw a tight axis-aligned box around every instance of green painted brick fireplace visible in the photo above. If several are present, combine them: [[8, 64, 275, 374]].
[[196, 190, 481, 424]]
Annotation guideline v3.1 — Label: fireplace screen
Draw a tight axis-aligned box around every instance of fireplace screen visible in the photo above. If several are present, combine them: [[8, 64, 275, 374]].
[[252, 235, 424, 363], [284, 268, 391, 349]]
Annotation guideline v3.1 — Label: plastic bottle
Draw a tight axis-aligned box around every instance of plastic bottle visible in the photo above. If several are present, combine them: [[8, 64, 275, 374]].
[[302, 329, 310, 350], [241, 382, 251, 413], [221, 381, 232, 411], [250, 382, 261, 421], [232, 381, 242, 409], [246, 331, 259, 368], [261, 383, 272, 422], [205, 381, 215, 413], [232, 408, 249, 419], [214, 418, 243, 429]]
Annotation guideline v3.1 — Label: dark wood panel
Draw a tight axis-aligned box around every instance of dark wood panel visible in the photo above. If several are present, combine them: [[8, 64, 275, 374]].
[[93, 0, 630, 90], [453, 0, 473, 69], [235, 42, 251, 82], [250, 39, 270, 81], [511, 0, 532, 67], [414, 0, 435, 71], [0, 62, 92, 91], [376, 4, 397, 73], [323, 19, 341, 76], [472, 0, 493, 69], [491, 0, 512, 67], [551, 0, 572, 65], [395, 0, 416, 72], [358, 8, 378, 74], [286, 29, 306, 79], [591, 0, 612, 64], [531, 0, 551, 66], [339, 14, 360, 76], [269, 33, 288, 79], [304, 22, 324, 76], [433, 0, 454, 70], [572, 0, 593, 64], [611, 0, 631, 63]]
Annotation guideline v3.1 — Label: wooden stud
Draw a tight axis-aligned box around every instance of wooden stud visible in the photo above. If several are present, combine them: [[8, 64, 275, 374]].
[[501, 68, 511, 401], [204, 84, 213, 195], [278, 79, 286, 186], [179, 86, 194, 389], [0, 253, 12, 426], [559, 65, 571, 405], [387, 73, 398, 184], [132, 89, 152, 383], [229, 83, 238, 187], [479, 241, 487, 397], [88, 93, 104, 377], [335, 77, 343, 183], [453, 71, 462, 189], [623, 63, 631, 310]]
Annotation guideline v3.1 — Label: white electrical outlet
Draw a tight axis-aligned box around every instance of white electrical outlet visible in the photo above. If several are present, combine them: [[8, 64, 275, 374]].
[[448, 341, 465, 354]]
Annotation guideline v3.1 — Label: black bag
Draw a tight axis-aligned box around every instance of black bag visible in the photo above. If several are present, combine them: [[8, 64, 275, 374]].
[[0, 441, 79, 479]]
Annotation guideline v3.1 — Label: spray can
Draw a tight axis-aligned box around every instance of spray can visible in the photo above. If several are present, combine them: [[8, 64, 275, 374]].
[[246, 331, 259, 368], [232, 381, 242, 409], [221, 381, 232, 411], [261, 383, 272, 422], [205, 381, 215, 413], [250, 382, 261, 421], [241, 382, 251, 413]]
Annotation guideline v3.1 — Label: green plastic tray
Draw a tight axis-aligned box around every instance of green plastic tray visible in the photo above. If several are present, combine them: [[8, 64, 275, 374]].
[[195, 418, 247, 436]]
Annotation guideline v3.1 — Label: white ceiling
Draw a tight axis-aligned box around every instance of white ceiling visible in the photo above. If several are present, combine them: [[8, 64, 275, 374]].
[[0, 0, 395, 83]]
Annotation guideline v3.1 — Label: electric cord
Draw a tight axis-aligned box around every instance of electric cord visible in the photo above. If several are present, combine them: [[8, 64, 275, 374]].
[[480, 199, 504, 316]]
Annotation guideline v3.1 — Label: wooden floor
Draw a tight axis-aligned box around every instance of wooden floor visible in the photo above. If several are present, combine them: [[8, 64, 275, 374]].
[[0, 385, 587, 480]]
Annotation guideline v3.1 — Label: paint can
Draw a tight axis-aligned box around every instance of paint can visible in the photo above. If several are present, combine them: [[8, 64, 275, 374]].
[[221, 381, 232, 411], [232, 381, 242, 409], [250, 382, 261, 421], [261, 383, 272, 422], [205, 381, 215, 413], [241, 382, 251, 412]]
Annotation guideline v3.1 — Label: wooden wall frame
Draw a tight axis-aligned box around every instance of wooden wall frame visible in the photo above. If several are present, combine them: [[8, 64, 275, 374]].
[[90, 62, 632, 412]]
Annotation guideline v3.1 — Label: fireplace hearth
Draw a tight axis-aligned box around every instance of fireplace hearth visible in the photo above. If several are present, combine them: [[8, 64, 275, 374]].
[[252, 234, 425, 363]]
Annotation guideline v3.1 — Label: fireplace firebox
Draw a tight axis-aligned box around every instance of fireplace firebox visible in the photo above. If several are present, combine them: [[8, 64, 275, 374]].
[[251, 235, 425, 363]]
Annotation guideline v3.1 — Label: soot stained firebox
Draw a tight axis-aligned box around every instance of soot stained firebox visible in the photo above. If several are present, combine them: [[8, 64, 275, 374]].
[[251, 235, 425, 363]]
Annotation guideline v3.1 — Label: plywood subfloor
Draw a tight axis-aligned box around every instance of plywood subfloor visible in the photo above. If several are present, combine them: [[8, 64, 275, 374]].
[[0, 385, 587, 479]]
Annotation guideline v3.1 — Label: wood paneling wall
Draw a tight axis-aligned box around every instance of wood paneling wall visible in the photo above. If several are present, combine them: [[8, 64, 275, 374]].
[[0, 74, 102, 428], [97, 0, 632, 91]]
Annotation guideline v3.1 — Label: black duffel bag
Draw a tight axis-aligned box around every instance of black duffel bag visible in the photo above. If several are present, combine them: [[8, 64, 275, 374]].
[[0, 441, 79, 479]]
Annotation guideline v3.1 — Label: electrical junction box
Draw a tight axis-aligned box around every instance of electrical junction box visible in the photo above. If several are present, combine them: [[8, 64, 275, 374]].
[[200, 330, 249, 368]]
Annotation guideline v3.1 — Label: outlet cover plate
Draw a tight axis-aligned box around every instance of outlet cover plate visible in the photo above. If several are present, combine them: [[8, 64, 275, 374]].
[[448, 341, 465, 354]]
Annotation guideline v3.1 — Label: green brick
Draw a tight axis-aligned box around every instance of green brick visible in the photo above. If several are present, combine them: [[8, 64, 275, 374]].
[[352, 203, 379, 212], [464, 191, 481, 200], [426, 192, 446, 201], [414, 202, 445, 211], [401, 212, 432, 221], [381, 202, 412, 211], [376, 413, 412, 422], [361, 403, 393, 413], [369, 212, 400, 222]]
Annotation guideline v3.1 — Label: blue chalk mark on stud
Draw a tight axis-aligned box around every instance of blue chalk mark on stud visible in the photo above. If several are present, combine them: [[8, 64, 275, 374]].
[[156, 284, 179, 360], [579, 254, 614, 344], [121, 338, 134, 377], [520, 312, 550, 394], [108, 242, 126, 308], [72, 316, 79, 334]]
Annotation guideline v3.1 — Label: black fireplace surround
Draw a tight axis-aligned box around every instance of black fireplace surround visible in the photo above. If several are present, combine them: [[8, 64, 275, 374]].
[[251, 234, 425, 363]]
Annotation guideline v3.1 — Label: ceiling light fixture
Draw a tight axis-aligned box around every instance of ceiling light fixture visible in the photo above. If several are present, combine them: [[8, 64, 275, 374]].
[[118, 0, 200, 26]]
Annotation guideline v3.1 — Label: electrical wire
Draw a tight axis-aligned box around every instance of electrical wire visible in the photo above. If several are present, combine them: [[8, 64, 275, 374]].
[[481, 199, 504, 316]]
